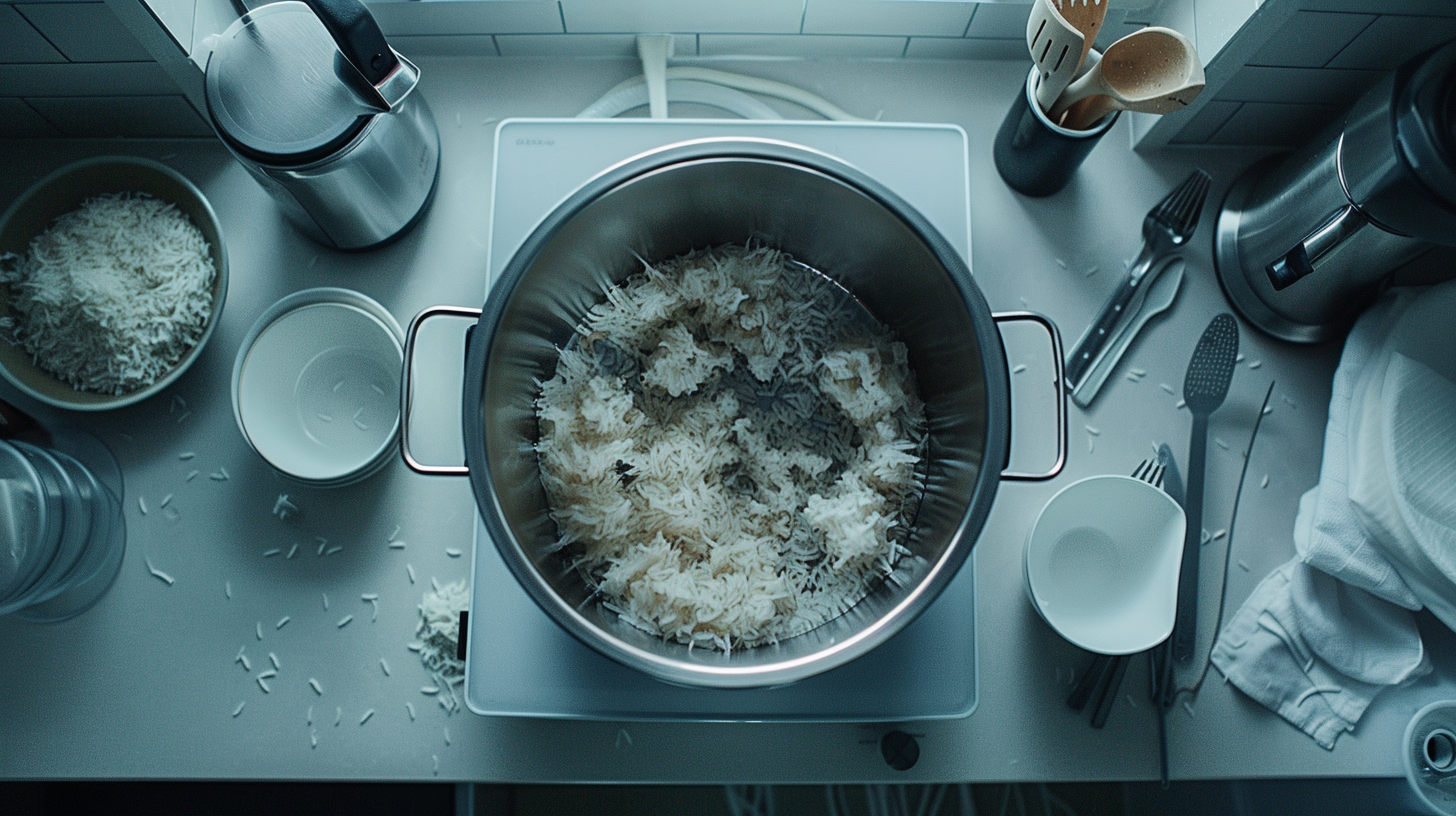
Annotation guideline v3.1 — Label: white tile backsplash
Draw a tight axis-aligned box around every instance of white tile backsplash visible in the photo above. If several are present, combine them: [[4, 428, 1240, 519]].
[[0, 0, 1446, 146], [699, 33, 908, 58], [24, 92, 209, 135], [187, 0, 236, 63], [1194, 0, 1257, 64], [1326, 14, 1456, 70], [1293, 0, 1456, 14], [963, 1, 1028, 39], [16, 2, 153, 62], [0, 97, 60, 136], [1220, 63, 1382, 105], [0, 60, 175, 95], [366, 1, 563, 37], [1245, 10, 1373, 68], [1167, 98, 1239, 143], [390, 34, 501, 57], [1205, 99, 1342, 146], [559, 0, 804, 34], [803, 0, 973, 37], [141, 0, 193, 52], [495, 32, 639, 56], [0, 4, 65, 63], [904, 36, 1027, 60]]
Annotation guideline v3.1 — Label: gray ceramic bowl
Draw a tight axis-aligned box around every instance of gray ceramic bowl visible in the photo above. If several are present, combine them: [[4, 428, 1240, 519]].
[[0, 156, 227, 410]]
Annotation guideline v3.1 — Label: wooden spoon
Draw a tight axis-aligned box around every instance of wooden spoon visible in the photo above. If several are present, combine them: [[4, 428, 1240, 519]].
[[1026, 0, 1086, 112], [1049, 26, 1204, 129], [1056, 0, 1108, 78]]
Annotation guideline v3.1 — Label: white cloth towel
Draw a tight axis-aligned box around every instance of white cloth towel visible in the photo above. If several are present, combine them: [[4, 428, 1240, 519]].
[[1212, 560, 1427, 749], [1211, 288, 1451, 749]]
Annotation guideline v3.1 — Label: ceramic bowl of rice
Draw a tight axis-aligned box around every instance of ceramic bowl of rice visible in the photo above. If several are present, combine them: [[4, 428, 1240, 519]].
[[0, 156, 227, 410], [444, 138, 1044, 689]]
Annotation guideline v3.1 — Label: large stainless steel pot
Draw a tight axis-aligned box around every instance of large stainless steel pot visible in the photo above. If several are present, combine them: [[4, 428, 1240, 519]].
[[404, 139, 1064, 688]]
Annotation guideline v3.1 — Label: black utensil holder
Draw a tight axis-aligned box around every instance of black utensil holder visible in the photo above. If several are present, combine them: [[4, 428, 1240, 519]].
[[994, 66, 1119, 198]]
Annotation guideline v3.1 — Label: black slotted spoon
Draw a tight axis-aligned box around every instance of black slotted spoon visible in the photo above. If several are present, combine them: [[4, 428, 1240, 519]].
[[1170, 313, 1239, 663]]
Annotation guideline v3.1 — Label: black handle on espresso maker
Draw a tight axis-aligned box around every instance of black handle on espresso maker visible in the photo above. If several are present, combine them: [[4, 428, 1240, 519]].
[[303, 0, 398, 86]]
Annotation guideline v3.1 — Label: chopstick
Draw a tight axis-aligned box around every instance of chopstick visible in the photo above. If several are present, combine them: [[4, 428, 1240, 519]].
[[1067, 651, 1128, 729], [1091, 656, 1129, 728]]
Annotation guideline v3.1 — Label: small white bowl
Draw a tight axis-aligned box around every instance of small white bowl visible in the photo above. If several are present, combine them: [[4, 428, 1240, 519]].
[[1024, 475, 1186, 655], [232, 288, 402, 486]]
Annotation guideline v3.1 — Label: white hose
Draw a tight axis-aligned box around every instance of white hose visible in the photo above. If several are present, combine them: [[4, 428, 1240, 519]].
[[636, 35, 671, 119], [576, 66, 866, 121], [576, 78, 784, 120]]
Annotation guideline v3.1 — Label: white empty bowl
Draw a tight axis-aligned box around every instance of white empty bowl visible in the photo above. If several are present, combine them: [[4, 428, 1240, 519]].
[[1024, 475, 1186, 655], [233, 288, 402, 486]]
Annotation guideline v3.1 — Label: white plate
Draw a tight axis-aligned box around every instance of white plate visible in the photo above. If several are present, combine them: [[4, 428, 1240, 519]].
[[1024, 474, 1186, 655], [233, 288, 402, 485]]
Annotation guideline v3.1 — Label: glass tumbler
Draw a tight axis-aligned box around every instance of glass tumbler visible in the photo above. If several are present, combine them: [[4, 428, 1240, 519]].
[[0, 435, 125, 622]]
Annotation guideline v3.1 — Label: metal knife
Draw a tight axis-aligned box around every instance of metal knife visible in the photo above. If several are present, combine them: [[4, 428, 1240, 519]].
[[1152, 440, 1184, 786], [1157, 442, 1185, 508], [1064, 170, 1211, 389], [1070, 258, 1183, 407]]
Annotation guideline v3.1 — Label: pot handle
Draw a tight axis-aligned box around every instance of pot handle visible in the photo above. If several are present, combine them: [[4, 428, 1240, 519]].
[[992, 310, 1067, 482], [400, 305, 481, 476]]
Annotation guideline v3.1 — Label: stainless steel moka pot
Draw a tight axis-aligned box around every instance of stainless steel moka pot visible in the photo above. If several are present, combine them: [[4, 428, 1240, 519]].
[[1215, 40, 1456, 343], [203, 0, 440, 250]]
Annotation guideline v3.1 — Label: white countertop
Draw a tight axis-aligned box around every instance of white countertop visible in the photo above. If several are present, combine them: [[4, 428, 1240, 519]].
[[3, 56, 1454, 784]]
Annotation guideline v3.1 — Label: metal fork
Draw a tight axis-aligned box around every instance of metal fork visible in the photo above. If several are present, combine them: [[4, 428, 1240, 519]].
[[1064, 170, 1213, 390], [1067, 459, 1165, 728]]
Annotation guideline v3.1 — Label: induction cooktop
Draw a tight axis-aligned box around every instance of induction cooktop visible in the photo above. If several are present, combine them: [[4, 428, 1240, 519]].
[[463, 118, 977, 721]]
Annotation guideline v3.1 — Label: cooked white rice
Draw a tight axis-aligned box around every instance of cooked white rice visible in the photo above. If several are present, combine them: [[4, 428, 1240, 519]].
[[0, 191, 215, 395], [535, 245, 926, 651]]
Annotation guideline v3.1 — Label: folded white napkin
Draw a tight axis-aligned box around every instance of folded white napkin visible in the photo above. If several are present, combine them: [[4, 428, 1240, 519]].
[[1211, 289, 1442, 749], [1211, 560, 1427, 749]]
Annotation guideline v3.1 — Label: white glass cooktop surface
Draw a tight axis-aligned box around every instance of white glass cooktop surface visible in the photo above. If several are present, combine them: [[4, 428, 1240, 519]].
[[465, 118, 977, 721]]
